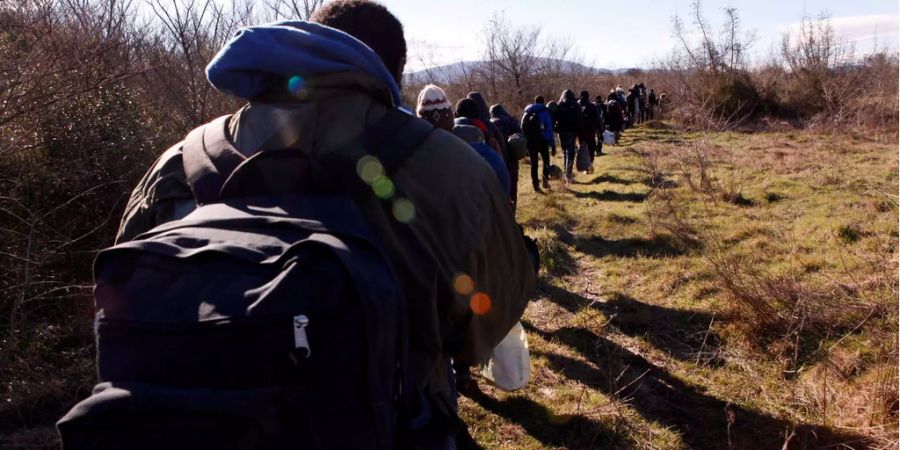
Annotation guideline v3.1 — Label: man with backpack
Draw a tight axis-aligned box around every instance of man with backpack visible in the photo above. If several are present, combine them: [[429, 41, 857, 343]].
[[521, 96, 554, 192], [59, 2, 535, 449], [638, 82, 648, 123], [553, 89, 584, 183], [606, 91, 625, 144], [593, 95, 607, 155], [578, 90, 600, 171], [648, 88, 659, 120]]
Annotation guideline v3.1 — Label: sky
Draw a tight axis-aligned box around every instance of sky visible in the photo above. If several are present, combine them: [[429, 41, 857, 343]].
[[381, 0, 900, 72]]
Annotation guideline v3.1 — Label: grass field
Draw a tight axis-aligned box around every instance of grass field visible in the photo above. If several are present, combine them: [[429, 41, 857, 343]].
[[458, 124, 899, 449]]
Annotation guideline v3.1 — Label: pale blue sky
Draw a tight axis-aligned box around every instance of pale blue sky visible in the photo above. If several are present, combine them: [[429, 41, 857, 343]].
[[382, 0, 900, 71]]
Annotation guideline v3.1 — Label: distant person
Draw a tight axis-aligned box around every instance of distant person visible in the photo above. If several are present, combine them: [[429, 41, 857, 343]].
[[553, 89, 583, 183], [451, 124, 511, 194], [648, 88, 658, 120], [578, 90, 600, 170], [547, 100, 559, 118], [593, 95, 607, 155], [521, 95, 555, 192], [626, 84, 640, 126], [606, 91, 624, 144], [455, 97, 502, 156], [469, 92, 519, 211], [638, 82, 648, 123], [416, 84, 454, 130], [62, 1, 536, 448], [489, 104, 521, 138], [615, 85, 627, 113]]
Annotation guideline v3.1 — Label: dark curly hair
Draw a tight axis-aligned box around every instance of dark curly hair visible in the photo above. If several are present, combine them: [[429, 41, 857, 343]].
[[310, 0, 406, 86]]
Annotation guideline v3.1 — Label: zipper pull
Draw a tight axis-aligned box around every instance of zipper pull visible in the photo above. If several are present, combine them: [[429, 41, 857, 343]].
[[292, 315, 311, 361]]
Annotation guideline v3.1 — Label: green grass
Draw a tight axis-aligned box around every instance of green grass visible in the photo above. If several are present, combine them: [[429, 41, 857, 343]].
[[458, 124, 899, 449]]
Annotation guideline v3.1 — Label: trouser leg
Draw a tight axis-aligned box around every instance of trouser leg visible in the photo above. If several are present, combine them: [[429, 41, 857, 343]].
[[507, 154, 518, 210], [528, 142, 540, 188], [539, 142, 550, 181], [561, 133, 576, 178]]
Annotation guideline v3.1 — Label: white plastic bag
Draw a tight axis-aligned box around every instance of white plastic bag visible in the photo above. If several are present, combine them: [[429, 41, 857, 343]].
[[602, 130, 615, 145], [481, 321, 530, 391]]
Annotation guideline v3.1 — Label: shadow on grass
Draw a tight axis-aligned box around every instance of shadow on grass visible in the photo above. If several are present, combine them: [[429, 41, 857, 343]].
[[537, 284, 723, 365], [585, 174, 634, 185], [574, 233, 689, 259], [568, 189, 647, 202], [461, 388, 628, 449], [524, 320, 873, 450], [605, 292, 724, 366]]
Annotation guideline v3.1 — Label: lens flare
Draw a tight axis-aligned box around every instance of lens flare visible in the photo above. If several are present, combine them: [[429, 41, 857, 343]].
[[356, 156, 384, 184], [372, 176, 394, 199], [469, 292, 491, 315], [288, 75, 310, 98], [392, 199, 415, 223], [453, 274, 475, 296]]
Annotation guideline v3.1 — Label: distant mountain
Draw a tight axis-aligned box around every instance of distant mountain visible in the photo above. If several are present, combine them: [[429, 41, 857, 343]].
[[404, 59, 638, 85]]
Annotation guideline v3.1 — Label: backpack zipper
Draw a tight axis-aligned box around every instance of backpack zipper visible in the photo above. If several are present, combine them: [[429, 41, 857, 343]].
[[292, 315, 311, 362]]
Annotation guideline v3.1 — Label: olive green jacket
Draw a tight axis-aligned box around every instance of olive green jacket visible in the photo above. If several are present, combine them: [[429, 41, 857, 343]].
[[116, 73, 535, 415]]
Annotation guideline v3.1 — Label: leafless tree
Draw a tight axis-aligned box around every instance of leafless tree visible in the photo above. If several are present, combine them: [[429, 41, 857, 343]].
[[144, 0, 254, 129], [264, 0, 324, 21]]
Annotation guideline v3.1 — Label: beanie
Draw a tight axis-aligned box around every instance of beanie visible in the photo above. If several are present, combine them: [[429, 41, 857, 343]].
[[416, 84, 452, 114]]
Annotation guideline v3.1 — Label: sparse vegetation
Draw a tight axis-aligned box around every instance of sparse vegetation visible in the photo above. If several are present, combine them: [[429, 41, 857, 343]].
[[0, 1, 896, 449], [462, 123, 898, 449]]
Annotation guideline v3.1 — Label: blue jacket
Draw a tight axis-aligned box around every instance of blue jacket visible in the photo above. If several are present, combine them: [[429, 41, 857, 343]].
[[522, 103, 554, 146], [469, 142, 511, 195], [206, 21, 402, 105]]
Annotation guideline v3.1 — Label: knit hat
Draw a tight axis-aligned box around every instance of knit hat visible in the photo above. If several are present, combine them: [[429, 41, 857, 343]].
[[416, 84, 452, 114]]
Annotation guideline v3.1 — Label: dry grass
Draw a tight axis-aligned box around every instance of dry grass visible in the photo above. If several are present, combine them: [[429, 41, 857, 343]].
[[459, 124, 898, 449]]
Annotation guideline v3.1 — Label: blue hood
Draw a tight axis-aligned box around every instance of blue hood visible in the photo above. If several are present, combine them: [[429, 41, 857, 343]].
[[524, 103, 547, 114], [206, 21, 402, 106]]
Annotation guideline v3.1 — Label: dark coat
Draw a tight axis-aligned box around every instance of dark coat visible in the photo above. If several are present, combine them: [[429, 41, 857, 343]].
[[553, 89, 584, 134], [489, 104, 521, 139]]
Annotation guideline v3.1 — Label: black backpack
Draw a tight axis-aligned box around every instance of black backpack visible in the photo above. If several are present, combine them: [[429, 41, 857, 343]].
[[554, 101, 582, 133], [581, 102, 598, 129], [521, 110, 543, 139], [57, 109, 434, 450]]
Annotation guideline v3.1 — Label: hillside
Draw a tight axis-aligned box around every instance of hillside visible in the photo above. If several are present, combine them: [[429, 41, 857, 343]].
[[458, 123, 899, 449], [404, 59, 632, 85]]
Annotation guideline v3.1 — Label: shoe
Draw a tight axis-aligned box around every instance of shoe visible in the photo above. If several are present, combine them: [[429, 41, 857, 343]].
[[533, 184, 543, 193], [587, 166, 595, 174], [542, 179, 551, 189]]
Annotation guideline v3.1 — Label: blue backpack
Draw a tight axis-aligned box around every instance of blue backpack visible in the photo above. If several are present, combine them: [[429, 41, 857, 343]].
[[58, 109, 434, 450]]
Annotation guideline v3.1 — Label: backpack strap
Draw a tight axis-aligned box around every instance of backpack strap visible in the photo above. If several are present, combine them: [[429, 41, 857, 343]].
[[183, 109, 433, 204], [183, 115, 243, 206], [363, 108, 434, 174]]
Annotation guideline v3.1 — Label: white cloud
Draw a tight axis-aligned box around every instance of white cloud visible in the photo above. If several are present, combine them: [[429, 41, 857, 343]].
[[781, 14, 899, 48]]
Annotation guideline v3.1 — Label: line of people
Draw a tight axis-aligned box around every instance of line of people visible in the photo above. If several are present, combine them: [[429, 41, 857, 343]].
[[415, 83, 659, 195]]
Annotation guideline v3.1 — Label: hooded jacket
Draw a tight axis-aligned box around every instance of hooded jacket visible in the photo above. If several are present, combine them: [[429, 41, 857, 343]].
[[578, 93, 600, 131], [488, 104, 521, 139], [467, 92, 507, 160], [554, 89, 584, 134], [522, 103, 554, 145], [117, 21, 534, 424]]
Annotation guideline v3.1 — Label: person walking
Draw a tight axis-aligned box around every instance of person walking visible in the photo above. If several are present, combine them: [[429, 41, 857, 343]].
[[521, 95, 554, 192], [71, 2, 536, 448], [578, 90, 600, 170], [648, 88, 658, 120], [606, 91, 624, 144], [468, 92, 519, 211], [593, 95, 607, 155], [553, 89, 583, 183], [638, 82, 648, 123]]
